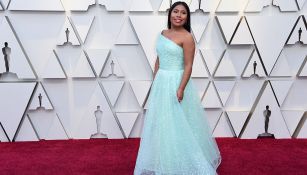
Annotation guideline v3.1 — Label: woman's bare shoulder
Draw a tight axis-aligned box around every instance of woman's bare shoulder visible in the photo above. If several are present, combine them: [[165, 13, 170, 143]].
[[182, 31, 193, 41], [182, 32, 194, 45], [161, 29, 169, 35]]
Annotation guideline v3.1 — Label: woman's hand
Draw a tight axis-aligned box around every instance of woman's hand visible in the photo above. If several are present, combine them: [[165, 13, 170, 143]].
[[177, 88, 184, 103]]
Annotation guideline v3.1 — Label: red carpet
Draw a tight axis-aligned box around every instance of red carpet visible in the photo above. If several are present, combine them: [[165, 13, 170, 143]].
[[0, 138, 306, 175]]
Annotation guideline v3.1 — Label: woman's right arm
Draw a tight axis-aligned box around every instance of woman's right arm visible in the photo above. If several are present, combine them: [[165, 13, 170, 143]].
[[153, 56, 159, 79]]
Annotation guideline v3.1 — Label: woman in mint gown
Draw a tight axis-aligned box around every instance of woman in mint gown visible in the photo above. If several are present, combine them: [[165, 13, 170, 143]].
[[134, 1, 222, 175]]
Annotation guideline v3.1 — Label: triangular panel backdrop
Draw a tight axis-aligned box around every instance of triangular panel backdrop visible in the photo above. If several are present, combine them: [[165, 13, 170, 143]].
[[0, 0, 306, 141]]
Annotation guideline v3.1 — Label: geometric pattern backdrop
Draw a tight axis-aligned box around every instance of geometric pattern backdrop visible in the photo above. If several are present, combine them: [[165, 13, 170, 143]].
[[0, 0, 306, 142]]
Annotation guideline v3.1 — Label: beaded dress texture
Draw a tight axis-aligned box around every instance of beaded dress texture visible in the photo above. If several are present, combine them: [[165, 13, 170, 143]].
[[134, 33, 222, 175]]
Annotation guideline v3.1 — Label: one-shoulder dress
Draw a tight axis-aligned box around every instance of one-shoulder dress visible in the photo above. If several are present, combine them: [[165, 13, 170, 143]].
[[134, 33, 222, 175]]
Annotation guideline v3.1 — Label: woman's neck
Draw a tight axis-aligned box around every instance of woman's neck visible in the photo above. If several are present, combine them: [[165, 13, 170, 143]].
[[170, 26, 185, 32]]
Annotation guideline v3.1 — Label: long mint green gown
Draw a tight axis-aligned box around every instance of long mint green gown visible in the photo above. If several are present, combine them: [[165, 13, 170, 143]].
[[134, 33, 222, 175]]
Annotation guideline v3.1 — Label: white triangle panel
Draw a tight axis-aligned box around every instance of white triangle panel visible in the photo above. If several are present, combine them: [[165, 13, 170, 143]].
[[204, 109, 223, 133], [200, 49, 224, 76], [241, 83, 291, 139], [191, 78, 210, 99], [130, 81, 152, 107], [101, 80, 124, 106], [202, 82, 222, 108], [281, 110, 304, 136], [189, 0, 200, 12], [271, 47, 306, 77], [0, 0, 9, 9], [72, 51, 95, 78], [192, 50, 209, 77], [129, 0, 153, 11], [191, 13, 209, 43], [284, 45, 307, 76], [57, 17, 80, 46], [217, 0, 249, 12], [245, 15, 297, 74], [101, 56, 124, 78], [29, 83, 54, 110], [231, 17, 254, 45], [270, 53, 292, 77], [61, 0, 95, 11], [130, 16, 167, 71], [27, 112, 58, 140], [216, 16, 241, 44], [245, 0, 272, 12], [15, 116, 39, 142], [297, 117, 307, 138], [213, 112, 235, 137], [72, 83, 123, 139], [47, 114, 68, 140], [115, 81, 143, 111], [0, 17, 35, 79], [74, 108, 103, 139], [98, 0, 125, 11], [214, 80, 236, 106], [242, 50, 266, 78], [227, 111, 249, 136], [158, 0, 170, 11], [116, 17, 139, 45], [299, 60, 307, 76], [270, 80, 293, 106], [273, 0, 298, 12], [117, 112, 139, 137], [287, 16, 307, 44], [86, 49, 109, 76], [281, 80, 307, 110], [43, 81, 99, 138], [190, 0, 220, 12], [226, 79, 265, 111], [215, 47, 253, 77], [83, 8, 124, 49], [28, 111, 68, 140], [158, 0, 191, 11], [56, 47, 94, 78], [70, 15, 95, 44], [0, 125, 9, 142], [296, 0, 307, 9], [9, 0, 64, 11], [214, 51, 236, 77], [41, 51, 66, 79], [129, 109, 146, 138], [0, 83, 36, 141], [7, 10, 77, 79], [91, 83, 123, 138]]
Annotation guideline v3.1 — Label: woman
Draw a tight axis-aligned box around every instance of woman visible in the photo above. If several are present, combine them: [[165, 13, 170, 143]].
[[134, 1, 222, 174]]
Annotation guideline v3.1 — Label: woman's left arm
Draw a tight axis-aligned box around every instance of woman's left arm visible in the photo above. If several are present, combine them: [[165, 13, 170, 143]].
[[177, 34, 195, 102]]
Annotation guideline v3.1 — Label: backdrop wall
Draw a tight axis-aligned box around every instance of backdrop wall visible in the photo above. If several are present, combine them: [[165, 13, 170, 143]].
[[0, 0, 306, 141]]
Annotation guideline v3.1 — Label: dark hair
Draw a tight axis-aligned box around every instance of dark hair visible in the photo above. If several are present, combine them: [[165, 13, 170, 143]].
[[167, 1, 191, 33]]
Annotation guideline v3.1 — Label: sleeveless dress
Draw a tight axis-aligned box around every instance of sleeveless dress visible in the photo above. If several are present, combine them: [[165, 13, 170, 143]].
[[134, 33, 222, 175]]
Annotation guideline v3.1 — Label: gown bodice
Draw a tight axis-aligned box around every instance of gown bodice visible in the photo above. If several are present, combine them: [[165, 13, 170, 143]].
[[134, 33, 222, 175], [156, 34, 184, 71]]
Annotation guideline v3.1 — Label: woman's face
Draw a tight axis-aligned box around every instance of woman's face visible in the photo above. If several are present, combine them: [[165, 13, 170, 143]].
[[170, 4, 188, 28]]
